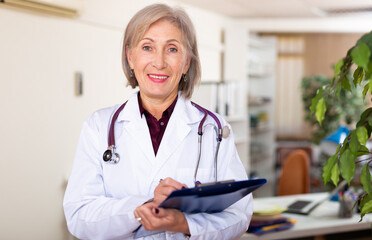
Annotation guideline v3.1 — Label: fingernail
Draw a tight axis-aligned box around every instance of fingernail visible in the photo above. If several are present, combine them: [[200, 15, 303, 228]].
[[155, 208, 159, 214]]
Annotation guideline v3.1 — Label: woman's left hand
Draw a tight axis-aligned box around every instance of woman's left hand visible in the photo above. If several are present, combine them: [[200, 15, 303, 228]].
[[134, 202, 190, 234]]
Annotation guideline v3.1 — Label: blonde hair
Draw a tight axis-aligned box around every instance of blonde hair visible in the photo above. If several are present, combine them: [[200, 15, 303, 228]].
[[122, 3, 201, 99]]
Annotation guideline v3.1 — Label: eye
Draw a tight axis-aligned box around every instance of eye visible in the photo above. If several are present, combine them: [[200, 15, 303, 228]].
[[143, 45, 151, 51], [169, 47, 178, 53]]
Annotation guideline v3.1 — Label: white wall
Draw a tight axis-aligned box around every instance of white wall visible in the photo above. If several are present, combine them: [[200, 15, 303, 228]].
[[241, 16, 372, 33], [0, 1, 230, 239]]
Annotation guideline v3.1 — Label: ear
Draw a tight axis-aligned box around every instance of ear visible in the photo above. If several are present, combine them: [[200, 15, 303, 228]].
[[126, 45, 134, 68], [183, 56, 191, 74]]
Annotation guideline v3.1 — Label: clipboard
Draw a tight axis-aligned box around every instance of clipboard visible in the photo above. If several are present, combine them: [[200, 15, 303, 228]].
[[159, 178, 266, 213], [134, 178, 266, 238]]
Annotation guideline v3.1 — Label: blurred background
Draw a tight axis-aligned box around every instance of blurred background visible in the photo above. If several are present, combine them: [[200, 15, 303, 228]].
[[0, 0, 371, 239]]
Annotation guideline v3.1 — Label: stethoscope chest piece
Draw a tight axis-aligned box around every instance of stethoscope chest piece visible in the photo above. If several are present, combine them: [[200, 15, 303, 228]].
[[103, 145, 120, 164]]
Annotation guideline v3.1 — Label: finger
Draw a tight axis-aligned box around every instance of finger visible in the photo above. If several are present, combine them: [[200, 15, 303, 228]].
[[156, 185, 177, 196], [154, 186, 178, 203], [133, 209, 142, 223], [154, 178, 188, 204], [136, 206, 153, 229], [152, 207, 160, 215], [145, 202, 159, 209], [157, 207, 179, 219], [162, 177, 185, 190], [156, 207, 167, 218], [138, 203, 166, 231]]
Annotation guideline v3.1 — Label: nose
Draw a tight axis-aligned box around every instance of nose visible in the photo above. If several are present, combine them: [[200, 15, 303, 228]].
[[152, 51, 166, 69]]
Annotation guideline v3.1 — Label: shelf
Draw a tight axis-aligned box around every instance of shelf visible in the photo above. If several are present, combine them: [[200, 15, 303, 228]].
[[225, 115, 246, 122], [249, 36, 271, 49], [248, 101, 271, 107], [247, 35, 277, 194], [250, 153, 272, 163], [250, 127, 272, 135], [248, 73, 272, 79]]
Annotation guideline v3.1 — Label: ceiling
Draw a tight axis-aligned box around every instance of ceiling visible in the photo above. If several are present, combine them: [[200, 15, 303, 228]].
[[172, 0, 372, 18]]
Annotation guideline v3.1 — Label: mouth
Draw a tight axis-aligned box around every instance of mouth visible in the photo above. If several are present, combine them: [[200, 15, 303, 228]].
[[147, 74, 169, 83]]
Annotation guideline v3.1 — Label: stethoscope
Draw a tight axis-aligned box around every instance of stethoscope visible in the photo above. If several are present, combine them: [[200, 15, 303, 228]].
[[102, 100, 223, 184]]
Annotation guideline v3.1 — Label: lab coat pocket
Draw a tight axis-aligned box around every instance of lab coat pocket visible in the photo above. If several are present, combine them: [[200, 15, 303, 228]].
[[176, 168, 213, 187]]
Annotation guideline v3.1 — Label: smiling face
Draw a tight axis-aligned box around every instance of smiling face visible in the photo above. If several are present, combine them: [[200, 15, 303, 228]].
[[127, 19, 190, 103]]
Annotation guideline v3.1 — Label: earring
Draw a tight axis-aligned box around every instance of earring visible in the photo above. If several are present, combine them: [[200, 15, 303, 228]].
[[130, 68, 134, 78], [182, 73, 187, 82]]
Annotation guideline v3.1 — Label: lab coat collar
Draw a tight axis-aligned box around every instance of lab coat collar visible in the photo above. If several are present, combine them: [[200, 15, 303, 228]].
[[174, 91, 204, 124], [116, 91, 204, 124], [116, 92, 141, 122]]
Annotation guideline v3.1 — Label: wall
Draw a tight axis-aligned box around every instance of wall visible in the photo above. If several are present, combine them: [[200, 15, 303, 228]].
[[0, 1, 231, 239], [242, 17, 372, 33], [304, 33, 363, 77]]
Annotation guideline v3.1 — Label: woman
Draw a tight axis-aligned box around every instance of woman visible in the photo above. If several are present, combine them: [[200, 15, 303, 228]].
[[64, 3, 252, 239]]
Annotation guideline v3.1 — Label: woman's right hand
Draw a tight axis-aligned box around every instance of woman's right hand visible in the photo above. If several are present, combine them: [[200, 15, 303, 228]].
[[153, 177, 187, 204]]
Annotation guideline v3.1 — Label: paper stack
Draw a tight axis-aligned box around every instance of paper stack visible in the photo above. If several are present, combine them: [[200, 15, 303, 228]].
[[247, 202, 296, 235]]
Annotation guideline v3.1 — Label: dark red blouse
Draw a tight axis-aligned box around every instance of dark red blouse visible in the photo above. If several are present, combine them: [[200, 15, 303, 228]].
[[138, 93, 178, 156]]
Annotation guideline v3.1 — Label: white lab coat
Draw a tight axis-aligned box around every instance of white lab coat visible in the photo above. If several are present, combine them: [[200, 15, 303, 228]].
[[63, 91, 253, 240]]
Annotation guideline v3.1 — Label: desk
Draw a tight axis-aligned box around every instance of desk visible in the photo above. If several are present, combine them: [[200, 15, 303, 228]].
[[241, 193, 372, 240]]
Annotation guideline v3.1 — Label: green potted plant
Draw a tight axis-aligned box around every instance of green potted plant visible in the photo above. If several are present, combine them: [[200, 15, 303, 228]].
[[301, 75, 364, 145], [311, 31, 372, 219]]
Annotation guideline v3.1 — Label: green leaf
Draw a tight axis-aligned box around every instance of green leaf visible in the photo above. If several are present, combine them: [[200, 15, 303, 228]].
[[366, 62, 372, 79], [353, 67, 364, 86], [339, 149, 356, 184], [341, 76, 351, 91], [331, 162, 340, 186], [361, 164, 372, 194], [357, 145, 370, 157], [351, 43, 371, 71], [366, 125, 372, 138], [357, 107, 372, 128], [315, 98, 326, 126], [310, 87, 323, 113], [349, 131, 360, 154], [369, 79, 372, 95], [356, 31, 372, 49], [363, 82, 369, 101], [359, 193, 372, 221], [334, 59, 344, 78], [361, 199, 372, 215], [356, 127, 368, 145], [322, 154, 338, 184]]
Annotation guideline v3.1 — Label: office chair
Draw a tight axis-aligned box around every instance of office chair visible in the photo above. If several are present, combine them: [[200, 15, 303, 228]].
[[277, 149, 310, 196]]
